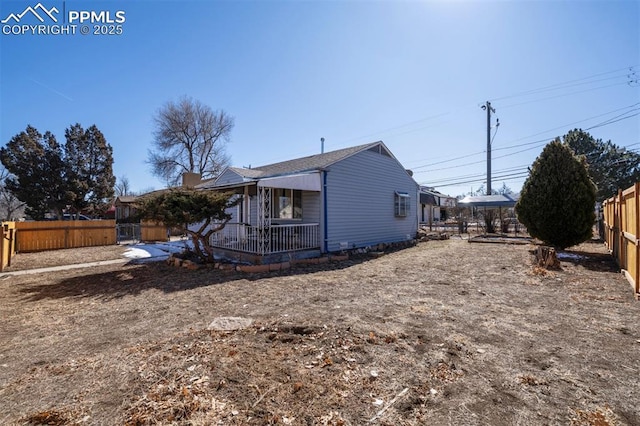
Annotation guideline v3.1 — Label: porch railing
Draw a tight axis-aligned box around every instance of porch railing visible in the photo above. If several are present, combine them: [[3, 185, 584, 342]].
[[210, 223, 320, 255]]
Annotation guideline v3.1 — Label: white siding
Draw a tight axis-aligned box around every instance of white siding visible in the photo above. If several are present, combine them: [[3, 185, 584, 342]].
[[325, 149, 418, 252]]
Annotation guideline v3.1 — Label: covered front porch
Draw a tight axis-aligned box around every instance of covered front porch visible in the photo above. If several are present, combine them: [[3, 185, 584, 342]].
[[210, 222, 320, 255], [204, 172, 323, 257]]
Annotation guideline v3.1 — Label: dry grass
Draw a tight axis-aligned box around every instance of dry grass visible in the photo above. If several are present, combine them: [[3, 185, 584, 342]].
[[3, 244, 128, 271], [1, 239, 639, 425]]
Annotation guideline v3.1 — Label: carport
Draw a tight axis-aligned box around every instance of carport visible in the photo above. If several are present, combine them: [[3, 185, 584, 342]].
[[457, 194, 519, 234]]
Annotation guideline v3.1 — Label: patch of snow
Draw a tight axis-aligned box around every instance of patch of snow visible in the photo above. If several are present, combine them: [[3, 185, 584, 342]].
[[557, 252, 587, 261], [123, 240, 191, 262], [123, 247, 154, 259]]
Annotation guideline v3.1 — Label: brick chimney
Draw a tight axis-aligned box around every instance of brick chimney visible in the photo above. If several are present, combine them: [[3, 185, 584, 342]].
[[182, 172, 202, 188]]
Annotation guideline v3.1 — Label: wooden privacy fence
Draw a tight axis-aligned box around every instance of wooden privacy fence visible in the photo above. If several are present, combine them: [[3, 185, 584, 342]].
[[603, 182, 640, 298], [15, 220, 117, 252], [0, 222, 16, 271], [0, 220, 170, 270], [141, 221, 169, 242]]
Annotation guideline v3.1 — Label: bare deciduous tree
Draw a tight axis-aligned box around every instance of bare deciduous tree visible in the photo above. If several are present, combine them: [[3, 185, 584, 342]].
[[0, 166, 25, 220], [115, 175, 132, 197], [148, 96, 234, 186]]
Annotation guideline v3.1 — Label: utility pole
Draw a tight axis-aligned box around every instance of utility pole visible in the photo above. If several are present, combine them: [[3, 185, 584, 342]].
[[481, 101, 496, 194]]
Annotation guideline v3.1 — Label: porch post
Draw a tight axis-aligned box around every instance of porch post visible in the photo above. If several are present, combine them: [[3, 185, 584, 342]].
[[243, 186, 250, 224], [258, 186, 272, 255]]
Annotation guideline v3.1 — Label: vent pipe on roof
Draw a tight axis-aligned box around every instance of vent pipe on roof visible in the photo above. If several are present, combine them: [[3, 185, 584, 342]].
[[321, 137, 325, 154]]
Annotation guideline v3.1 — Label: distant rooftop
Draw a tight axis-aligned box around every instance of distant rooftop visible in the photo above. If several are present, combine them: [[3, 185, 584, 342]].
[[458, 194, 519, 208]]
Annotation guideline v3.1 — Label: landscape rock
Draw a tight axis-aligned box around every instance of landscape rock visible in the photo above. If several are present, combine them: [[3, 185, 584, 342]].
[[207, 317, 254, 331]]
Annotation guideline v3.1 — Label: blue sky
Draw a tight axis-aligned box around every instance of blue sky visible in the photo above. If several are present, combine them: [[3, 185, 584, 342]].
[[1, 0, 638, 196]]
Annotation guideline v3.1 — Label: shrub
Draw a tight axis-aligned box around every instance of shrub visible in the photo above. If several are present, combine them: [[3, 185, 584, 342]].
[[515, 139, 596, 249]]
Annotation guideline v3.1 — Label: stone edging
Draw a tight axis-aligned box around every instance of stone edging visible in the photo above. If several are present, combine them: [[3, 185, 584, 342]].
[[167, 253, 350, 273]]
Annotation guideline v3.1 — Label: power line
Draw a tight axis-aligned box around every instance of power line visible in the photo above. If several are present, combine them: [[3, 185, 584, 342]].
[[413, 103, 640, 173], [492, 102, 640, 150], [489, 65, 636, 102], [328, 65, 638, 156], [410, 150, 485, 170], [498, 81, 631, 110], [422, 139, 640, 190], [585, 110, 640, 130], [422, 164, 529, 184], [422, 171, 530, 189], [338, 112, 450, 145]]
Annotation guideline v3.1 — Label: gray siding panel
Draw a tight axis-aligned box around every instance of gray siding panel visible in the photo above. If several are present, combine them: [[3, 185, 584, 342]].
[[302, 191, 320, 223], [325, 149, 418, 252], [216, 169, 245, 185]]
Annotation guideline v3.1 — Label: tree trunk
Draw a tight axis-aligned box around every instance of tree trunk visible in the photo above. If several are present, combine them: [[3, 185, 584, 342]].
[[535, 246, 560, 269]]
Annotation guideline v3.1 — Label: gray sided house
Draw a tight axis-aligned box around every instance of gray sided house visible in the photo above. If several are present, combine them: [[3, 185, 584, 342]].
[[197, 141, 419, 262]]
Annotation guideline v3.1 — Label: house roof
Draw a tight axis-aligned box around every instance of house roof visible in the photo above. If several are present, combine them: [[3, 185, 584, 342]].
[[199, 141, 394, 189], [419, 193, 437, 205], [114, 196, 138, 205]]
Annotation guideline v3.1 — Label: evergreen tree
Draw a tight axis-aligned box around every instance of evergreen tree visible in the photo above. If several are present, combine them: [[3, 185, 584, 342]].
[[64, 124, 116, 215], [515, 139, 596, 249], [0, 126, 67, 219], [136, 189, 238, 262], [563, 129, 640, 201], [1, 124, 116, 219]]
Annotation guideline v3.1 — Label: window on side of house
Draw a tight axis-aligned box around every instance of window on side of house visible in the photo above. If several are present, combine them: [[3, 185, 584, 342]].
[[273, 189, 303, 219], [395, 191, 410, 217]]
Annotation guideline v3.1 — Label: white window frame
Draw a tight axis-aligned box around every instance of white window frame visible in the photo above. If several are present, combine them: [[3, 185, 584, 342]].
[[395, 191, 410, 217]]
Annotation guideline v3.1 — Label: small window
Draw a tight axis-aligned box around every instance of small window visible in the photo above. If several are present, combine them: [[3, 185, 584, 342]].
[[395, 191, 410, 217]]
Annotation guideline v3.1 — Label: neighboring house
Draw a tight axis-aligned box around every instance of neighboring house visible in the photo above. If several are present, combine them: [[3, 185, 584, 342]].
[[419, 187, 457, 224], [114, 196, 138, 221], [114, 174, 208, 222], [196, 141, 419, 262]]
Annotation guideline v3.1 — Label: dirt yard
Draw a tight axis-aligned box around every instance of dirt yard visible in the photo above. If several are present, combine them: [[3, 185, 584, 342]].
[[1, 239, 639, 425]]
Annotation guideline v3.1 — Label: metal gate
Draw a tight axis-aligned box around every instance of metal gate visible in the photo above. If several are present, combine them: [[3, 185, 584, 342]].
[[116, 223, 141, 243]]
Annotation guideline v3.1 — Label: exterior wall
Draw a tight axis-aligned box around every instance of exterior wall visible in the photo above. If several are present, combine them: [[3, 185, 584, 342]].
[[420, 204, 442, 223], [302, 191, 321, 224], [324, 149, 418, 252]]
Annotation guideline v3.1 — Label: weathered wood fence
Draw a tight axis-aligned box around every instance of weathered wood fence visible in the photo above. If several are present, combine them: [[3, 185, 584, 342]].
[[14, 220, 117, 252], [0, 220, 169, 271], [603, 182, 640, 298], [0, 222, 17, 271], [141, 221, 169, 242]]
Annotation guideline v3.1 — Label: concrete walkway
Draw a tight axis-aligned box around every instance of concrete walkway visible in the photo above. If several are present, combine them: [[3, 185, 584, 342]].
[[0, 259, 129, 277], [0, 241, 189, 278]]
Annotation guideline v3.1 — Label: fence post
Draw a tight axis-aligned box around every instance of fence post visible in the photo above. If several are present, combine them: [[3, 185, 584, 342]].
[[7, 228, 13, 267], [635, 183, 640, 296], [617, 189, 623, 267], [0, 224, 4, 272]]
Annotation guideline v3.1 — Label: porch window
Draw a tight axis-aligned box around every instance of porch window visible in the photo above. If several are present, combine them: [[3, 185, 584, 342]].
[[273, 189, 302, 219], [395, 191, 410, 217]]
